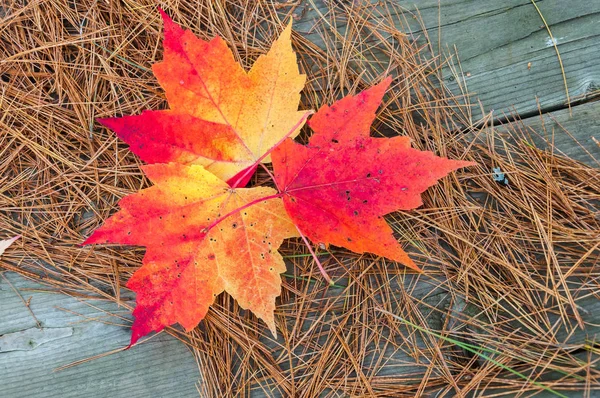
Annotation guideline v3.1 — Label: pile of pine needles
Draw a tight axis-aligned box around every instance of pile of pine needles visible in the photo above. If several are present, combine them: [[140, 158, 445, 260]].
[[1, 1, 599, 396]]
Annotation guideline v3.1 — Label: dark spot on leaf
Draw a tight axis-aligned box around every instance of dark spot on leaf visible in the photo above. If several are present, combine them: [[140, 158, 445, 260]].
[[232, 222, 237, 229], [366, 173, 371, 178], [353, 210, 359, 216], [208, 254, 215, 260], [331, 139, 339, 143]]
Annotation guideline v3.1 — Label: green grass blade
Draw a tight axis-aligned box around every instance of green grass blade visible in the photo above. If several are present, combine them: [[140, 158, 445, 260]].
[[376, 308, 569, 398]]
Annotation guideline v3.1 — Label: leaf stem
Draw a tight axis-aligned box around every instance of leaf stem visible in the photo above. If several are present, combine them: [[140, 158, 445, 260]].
[[295, 225, 333, 286], [227, 111, 312, 188], [201, 193, 282, 234]]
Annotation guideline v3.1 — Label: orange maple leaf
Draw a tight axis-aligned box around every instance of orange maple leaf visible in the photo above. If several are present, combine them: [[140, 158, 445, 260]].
[[84, 164, 298, 345], [99, 10, 309, 187], [272, 77, 475, 271]]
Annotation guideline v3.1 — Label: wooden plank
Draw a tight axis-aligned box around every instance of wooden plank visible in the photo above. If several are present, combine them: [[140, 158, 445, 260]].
[[498, 100, 600, 166], [294, 0, 600, 119], [0, 272, 200, 398], [478, 101, 600, 346]]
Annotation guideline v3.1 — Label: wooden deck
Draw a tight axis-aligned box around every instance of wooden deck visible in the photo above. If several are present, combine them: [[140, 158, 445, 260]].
[[1, 1, 599, 397]]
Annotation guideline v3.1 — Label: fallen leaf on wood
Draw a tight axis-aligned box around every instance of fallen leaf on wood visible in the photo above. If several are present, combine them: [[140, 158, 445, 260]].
[[99, 10, 309, 187], [272, 77, 475, 271], [84, 164, 298, 345], [85, 11, 475, 345]]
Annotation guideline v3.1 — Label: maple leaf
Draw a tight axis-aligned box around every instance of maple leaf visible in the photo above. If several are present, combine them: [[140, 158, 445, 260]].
[[99, 10, 309, 187], [83, 164, 299, 345], [0, 236, 19, 258], [271, 77, 475, 271]]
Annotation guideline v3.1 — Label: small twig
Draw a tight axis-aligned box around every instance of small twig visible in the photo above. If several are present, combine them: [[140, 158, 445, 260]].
[[1, 272, 42, 328]]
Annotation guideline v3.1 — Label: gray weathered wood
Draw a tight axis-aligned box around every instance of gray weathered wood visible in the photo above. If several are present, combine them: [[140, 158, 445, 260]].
[[295, 0, 600, 119], [498, 100, 600, 166], [0, 272, 200, 398], [484, 101, 600, 346]]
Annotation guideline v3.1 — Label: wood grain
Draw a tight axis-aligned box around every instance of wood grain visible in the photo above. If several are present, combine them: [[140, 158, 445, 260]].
[[294, 0, 600, 119], [0, 273, 200, 398]]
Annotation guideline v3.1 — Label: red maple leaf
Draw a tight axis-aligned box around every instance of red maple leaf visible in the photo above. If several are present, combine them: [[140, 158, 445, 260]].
[[271, 77, 475, 271]]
